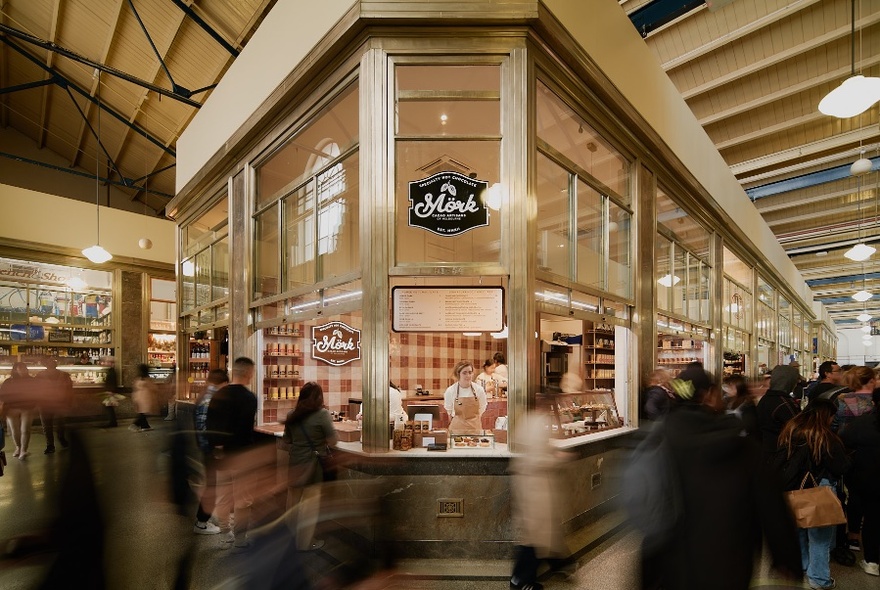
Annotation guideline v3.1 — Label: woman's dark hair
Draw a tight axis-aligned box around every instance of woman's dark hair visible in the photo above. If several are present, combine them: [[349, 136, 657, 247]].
[[493, 352, 506, 365], [723, 374, 750, 409], [136, 364, 150, 379], [778, 400, 840, 465], [285, 382, 325, 425], [483, 359, 493, 370]]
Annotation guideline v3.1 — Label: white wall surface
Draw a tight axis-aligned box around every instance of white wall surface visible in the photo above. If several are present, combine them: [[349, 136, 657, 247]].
[[0, 184, 175, 264], [175, 0, 355, 192], [543, 0, 814, 310], [838, 327, 880, 366]]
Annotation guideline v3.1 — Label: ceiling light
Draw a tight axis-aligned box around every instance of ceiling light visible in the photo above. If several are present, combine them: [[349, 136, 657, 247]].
[[844, 242, 876, 262], [862, 325, 873, 333], [851, 155, 873, 176], [815, 251, 828, 257], [182, 260, 195, 277], [462, 332, 482, 337], [819, 75, 880, 118], [857, 313, 873, 322], [818, 1, 880, 118], [657, 274, 681, 287], [82, 71, 112, 265], [853, 290, 873, 302]]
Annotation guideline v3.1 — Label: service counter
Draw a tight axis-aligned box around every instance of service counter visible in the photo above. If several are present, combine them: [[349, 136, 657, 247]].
[[401, 396, 508, 430]]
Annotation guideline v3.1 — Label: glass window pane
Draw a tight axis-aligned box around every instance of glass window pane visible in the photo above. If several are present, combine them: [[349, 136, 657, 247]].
[[700, 262, 711, 323], [254, 204, 280, 299], [181, 261, 195, 311], [673, 247, 686, 317], [395, 140, 500, 264], [655, 236, 671, 312], [398, 100, 499, 136], [723, 246, 751, 287], [212, 237, 229, 301], [317, 154, 359, 281], [184, 197, 228, 258], [257, 84, 359, 208], [283, 184, 315, 290], [575, 179, 603, 291], [608, 200, 631, 299], [195, 249, 211, 307], [536, 152, 570, 277], [536, 81, 629, 201], [657, 187, 710, 263]]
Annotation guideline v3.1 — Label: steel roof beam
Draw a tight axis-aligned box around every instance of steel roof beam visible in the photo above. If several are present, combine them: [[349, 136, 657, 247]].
[[170, 0, 240, 58], [0, 22, 201, 108], [37, 0, 62, 150], [0, 38, 174, 160], [748, 158, 880, 200], [0, 79, 55, 95]]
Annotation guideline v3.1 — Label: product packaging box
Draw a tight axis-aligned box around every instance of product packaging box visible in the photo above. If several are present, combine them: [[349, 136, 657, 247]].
[[334, 421, 361, 442], [493, 429, 507, 444]]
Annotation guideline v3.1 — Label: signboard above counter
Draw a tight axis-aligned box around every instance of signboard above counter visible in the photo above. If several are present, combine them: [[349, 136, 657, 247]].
[[392, 286, 504, 333]]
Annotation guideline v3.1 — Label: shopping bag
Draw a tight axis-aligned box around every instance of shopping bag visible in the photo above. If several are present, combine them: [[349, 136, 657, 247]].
[[784, 472, 846, 528]]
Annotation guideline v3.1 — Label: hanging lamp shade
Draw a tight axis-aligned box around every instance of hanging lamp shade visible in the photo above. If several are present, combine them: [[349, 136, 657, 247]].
[[852, 290, 873, 302], [82, 244, 112, 263], [844, 242, 876, 262], [857, 312, 873, 322], [818, 75, 880, 118]]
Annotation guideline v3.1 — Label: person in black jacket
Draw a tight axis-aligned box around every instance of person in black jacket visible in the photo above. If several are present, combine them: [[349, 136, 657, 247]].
[[840, 389, 880, 577], [642, 364, 802, 590], [777, 399, 851, 590], [206, 357, 258, 550], [756, 365, 801, 460]]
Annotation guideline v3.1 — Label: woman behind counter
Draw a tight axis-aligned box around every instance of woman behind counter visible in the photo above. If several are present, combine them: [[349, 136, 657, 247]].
[[474, 359, 497, 397], [444, 361, 488, 435]]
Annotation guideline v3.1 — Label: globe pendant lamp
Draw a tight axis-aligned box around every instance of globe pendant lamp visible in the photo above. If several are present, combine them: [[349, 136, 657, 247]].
[[82, 71, 112, 264], [818, 0, 880, 118]]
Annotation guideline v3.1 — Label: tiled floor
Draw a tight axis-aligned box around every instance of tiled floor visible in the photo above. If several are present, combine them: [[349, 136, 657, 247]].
[[1, 421, 878, 589]]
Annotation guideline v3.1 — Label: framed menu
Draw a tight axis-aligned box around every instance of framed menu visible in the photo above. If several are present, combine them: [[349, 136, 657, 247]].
[[392, 286, 504, 333]]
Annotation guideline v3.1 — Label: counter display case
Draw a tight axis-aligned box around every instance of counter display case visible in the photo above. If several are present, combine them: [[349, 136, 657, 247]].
[[541, 392, 621, 438], [148, 333, 176, 368], [0, 364, 110, 387]]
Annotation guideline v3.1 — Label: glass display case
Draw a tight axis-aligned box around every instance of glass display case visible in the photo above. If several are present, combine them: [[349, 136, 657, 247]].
[[0, 363, 111, 388], [540, 391, 621, 438]]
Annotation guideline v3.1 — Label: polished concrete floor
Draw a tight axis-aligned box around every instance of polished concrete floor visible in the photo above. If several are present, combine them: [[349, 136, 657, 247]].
[[1, 420, 878, 589]]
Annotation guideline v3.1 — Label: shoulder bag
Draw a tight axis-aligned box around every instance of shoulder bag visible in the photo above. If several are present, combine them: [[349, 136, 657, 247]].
[[299, 422, 337, 482], [785, 472, 846, 528]]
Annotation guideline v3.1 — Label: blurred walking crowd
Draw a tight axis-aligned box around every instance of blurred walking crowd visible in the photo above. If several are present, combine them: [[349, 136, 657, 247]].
[[635, 359, 880, 590]]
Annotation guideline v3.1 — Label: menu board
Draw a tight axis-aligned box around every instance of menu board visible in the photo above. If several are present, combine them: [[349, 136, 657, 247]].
[[392, 287, 504, 333]]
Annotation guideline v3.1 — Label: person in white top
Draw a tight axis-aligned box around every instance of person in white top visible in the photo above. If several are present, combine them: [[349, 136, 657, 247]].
[[443, 361, 488, 434], [474, 359, 497, 397], [492, 352, 508, 388]]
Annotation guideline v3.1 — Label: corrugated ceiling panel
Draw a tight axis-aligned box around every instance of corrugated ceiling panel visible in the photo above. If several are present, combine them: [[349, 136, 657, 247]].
[[4, 0, 54, 38], [55, 0, 116, 63]]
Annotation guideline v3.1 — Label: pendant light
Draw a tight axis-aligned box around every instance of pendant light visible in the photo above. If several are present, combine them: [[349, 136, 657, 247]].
[[845, 167, 875, 261], [818, 0, 880, 118], [82, 70, 112, 264]]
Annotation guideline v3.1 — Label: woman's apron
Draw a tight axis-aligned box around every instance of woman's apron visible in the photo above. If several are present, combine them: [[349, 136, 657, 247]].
[[449, 386, 481, 434]]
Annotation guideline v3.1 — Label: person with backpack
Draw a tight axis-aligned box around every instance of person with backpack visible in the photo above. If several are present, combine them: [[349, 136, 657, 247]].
[[632, 364, 801, 590], [776, 399, 851, 590], [756, 365, 801, 461]]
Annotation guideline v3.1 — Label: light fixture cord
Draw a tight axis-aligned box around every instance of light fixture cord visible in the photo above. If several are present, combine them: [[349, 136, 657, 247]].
[[851, 0, 856, 77], [95, 70, 101, 246]]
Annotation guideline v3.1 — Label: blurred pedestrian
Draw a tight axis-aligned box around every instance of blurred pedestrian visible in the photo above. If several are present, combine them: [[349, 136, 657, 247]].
[[100, 359, 122, 428], [509, 412, 575, 590], [806, 361, 843, 402], [1, 362, 36, 460], [283, 381, 337, 551], [756, 364, 801, 461], [642, 364, 801, 590], [130, 364, 157, 432], [643, 368, 674, 421], [723, 373, 759, 442], [36, 357, 72, 454], [777, 399, 850, 590], [193, 368, 229, 535], [840, 389, 880, 577], [206, 357, 258, 550]]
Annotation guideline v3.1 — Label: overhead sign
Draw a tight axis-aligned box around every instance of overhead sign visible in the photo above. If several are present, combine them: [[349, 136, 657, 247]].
[[392, 286, 504, 333], [408, 171, 489, 236], [311, 321, 361, 366]]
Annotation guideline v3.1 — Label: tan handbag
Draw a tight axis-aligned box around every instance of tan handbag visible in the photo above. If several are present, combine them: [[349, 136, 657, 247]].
[[785, 472, 846, 528]]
